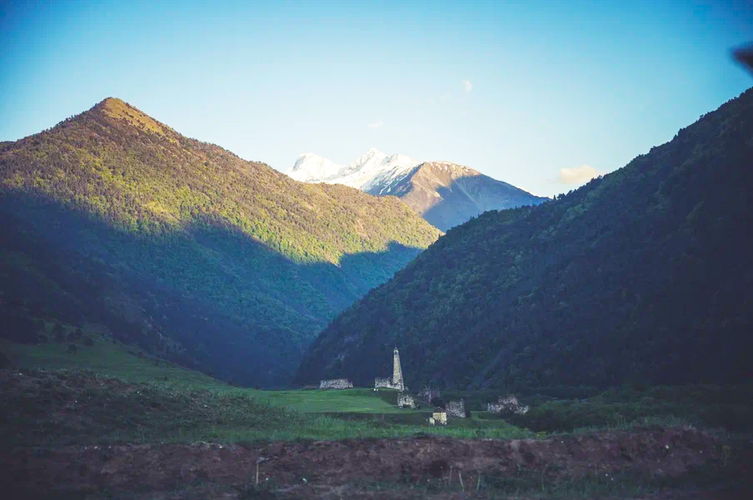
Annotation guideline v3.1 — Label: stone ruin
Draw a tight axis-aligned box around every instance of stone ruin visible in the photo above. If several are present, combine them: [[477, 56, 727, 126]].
[[373, 346, 405, 391], [319, 378, 353, 390], [418, 386, 440, 403], [397, 392, 416, 409], [374, 377, 395, 390], [487, 394, 529, 415], [446, 399, 466, 418], [429, 409, 447, 426]]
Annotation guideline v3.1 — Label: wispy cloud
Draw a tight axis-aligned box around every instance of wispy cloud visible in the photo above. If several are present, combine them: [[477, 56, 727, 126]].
[[462, 79, 473, 92], [367, 118, 383, 129], [557, 164, 600, 184], [440, 92, 451, 100]]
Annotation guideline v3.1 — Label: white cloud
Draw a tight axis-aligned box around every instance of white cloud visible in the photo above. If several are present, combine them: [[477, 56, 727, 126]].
[[367, 118, 383, 129], [557, 164, 600, 184], [440, 92, 451, 100], [462, 79, 473, 92]]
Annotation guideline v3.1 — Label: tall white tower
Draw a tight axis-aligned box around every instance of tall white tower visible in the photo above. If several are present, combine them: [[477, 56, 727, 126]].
[[392, 346, 404, 391]]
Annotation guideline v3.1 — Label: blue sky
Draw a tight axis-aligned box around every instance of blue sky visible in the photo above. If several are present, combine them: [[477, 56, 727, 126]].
[[1, 0, 751, 196]]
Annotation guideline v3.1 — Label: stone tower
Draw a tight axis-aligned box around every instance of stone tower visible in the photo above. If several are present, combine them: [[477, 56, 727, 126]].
[[392, 346, 404, 391]]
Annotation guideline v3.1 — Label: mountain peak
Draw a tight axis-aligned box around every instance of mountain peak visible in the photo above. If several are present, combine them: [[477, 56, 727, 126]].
[[97, 96, 126, 108], [351, 147, 387, 167], [289, 152, 343, 182], [93, 97, 169, 136]]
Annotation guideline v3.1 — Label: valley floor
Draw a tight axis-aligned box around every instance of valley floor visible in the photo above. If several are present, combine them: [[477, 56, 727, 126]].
[[1, 338, 751, 499]]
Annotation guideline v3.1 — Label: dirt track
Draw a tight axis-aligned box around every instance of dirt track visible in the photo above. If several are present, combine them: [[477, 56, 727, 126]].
[[2, 427, 749, 499]]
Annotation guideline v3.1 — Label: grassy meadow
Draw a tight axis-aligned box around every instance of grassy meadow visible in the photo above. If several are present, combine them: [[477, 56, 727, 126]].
[[2, 327, 752, 449]]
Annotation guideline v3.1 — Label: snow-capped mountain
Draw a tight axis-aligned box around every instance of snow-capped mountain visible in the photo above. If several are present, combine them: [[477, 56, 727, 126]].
[[288, 148, 548, 231], [289, 147, 420, 194]]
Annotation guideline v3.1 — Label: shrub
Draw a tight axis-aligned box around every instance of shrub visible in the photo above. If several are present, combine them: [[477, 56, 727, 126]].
[[83, 337, 94, 346], [68, 344, 78, 353]]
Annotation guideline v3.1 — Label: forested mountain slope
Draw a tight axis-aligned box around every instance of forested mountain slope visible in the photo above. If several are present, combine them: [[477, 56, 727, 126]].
[[296, 88, 753, 390], [0, 98, 440, 386]]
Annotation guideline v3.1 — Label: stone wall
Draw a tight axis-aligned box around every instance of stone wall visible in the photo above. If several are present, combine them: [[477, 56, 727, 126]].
[[374, 377, 403, 391], [487, 394, 529, 414], [446, 399, 466, 418], [397, 392, 416, 409], [319, 379, 353, 389]]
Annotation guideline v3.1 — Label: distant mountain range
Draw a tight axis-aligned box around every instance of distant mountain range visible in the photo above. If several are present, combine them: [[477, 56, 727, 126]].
[[296, 89, 753, 391], [289, 148, 547, 231], [0, 98, 441, 387]]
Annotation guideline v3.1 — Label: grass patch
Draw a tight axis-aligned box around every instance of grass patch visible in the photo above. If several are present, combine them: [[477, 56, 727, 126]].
[[508, 385, 753, 433], [251, 388, 423, 414], [1, 334, 226, 390]]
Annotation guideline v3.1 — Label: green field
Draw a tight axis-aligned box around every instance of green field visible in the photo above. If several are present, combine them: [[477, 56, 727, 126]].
[[1, 333, 225, 389], [0, 333, 533, 446], [3, 331, 752, 449], [255, 387, 421, 413]]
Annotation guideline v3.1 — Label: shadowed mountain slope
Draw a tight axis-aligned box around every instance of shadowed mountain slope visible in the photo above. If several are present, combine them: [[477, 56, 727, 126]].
[[296, 88, 753, 390], [0, 98, 441, 386]]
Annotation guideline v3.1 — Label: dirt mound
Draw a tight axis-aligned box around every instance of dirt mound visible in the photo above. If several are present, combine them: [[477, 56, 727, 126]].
[[2, 427, 746, 499]]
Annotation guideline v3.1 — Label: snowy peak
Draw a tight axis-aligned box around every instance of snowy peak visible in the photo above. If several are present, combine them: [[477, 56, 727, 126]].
[[287, 148, 421, 191], [350, 147, 386, 169], [289, 153, 343, 183]]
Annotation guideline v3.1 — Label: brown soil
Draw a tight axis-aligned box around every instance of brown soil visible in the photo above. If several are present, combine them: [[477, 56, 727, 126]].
[[2, 427, 750, 499]]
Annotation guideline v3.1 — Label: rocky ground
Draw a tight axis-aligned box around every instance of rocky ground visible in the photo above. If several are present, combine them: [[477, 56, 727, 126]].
[[3, 427, 750, 499]]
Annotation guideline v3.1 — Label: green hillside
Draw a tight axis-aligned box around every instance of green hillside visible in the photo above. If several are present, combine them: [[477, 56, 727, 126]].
[[0, 98, 441, 387], [296, 88, 753, 391]]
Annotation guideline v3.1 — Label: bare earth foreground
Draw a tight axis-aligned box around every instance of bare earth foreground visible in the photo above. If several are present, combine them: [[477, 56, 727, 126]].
[[3, 427, 751, 499]]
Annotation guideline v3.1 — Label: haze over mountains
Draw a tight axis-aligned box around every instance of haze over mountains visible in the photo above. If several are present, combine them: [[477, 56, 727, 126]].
[[296, 89, 753, 391], [0, 98, 441, 386], [289, 148, 547, 231]]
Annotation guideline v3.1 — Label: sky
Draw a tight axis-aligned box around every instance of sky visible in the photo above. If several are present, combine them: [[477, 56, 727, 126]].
[[1, 0, 752, 197]]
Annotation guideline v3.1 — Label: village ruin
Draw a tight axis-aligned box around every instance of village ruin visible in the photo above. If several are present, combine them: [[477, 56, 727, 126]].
[[446, 399, 466, 418], [487, 394, 529, 415], [319, 378, 353, 389], [397, 392, 416, 409], [317, 347, 473, 425]]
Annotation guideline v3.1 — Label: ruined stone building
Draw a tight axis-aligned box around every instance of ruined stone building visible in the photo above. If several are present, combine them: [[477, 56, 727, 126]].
[[487, 394, 529, 414], [446, 399, 466, 418], [374, 346, 405, 391], [319, 378, 353, 389], [397, 392, 416, 409]]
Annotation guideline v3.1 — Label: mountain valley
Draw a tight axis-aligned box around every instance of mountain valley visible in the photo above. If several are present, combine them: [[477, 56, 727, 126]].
[[297, 88, 753, 392]]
